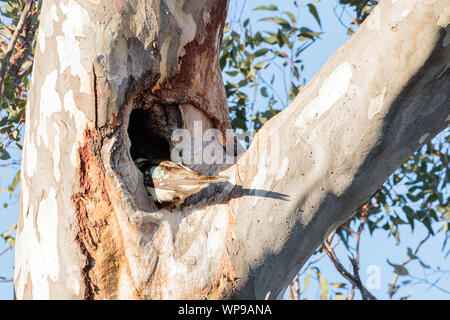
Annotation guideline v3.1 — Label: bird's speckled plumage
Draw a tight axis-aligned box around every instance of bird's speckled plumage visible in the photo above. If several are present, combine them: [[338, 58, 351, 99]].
[[135, 158, 228, 209]]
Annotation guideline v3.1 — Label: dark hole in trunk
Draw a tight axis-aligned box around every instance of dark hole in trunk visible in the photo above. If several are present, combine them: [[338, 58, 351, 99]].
[[127, 104, 182, 164]]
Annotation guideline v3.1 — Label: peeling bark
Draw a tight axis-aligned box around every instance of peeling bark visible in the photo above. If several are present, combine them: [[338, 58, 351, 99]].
[[73, 129, 139, 299], [15, 0, 449, 299]]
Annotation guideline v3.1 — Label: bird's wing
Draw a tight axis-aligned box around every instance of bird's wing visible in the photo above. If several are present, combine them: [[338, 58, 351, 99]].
[[154, 161, 227, 189], [158, 161, 203, 179]]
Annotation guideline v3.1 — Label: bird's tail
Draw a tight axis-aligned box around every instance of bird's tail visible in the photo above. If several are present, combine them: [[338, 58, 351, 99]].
[[200, 175, 229, 184]]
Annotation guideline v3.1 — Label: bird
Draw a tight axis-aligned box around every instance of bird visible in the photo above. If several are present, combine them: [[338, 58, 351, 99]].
[[134, 158, 229, 209]]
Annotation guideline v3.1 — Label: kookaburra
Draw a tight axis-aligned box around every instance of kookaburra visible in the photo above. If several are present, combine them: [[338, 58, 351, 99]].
[[135, 158, 228, 209]]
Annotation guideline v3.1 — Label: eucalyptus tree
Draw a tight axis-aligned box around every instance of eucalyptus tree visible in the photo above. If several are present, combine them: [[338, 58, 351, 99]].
[[9, 0, 450, 299]]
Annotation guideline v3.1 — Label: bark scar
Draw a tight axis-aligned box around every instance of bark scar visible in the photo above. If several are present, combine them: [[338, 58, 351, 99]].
[[72, 128, 139, 299], [92, 55, 111, 129]]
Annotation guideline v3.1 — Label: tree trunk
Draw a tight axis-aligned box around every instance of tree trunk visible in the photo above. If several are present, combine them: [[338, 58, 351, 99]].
[[14, 0, 449, 299]]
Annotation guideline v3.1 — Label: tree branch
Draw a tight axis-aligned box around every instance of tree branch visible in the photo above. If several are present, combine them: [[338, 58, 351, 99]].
[[322, 231, 376, 300], [224, 0, 449, 299], [0, 0, 34, 98]]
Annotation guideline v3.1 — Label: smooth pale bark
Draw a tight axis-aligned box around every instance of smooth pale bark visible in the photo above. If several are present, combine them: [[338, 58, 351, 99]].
[[14, 0, 449, 299]]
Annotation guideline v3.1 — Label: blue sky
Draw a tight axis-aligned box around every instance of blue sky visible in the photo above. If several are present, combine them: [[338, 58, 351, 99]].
[[0, 0, 448, 300], [0, 145, 20, 299]]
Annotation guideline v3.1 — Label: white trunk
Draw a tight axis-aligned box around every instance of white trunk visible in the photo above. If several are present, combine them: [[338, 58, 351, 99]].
[[14, 0, 449, 299]]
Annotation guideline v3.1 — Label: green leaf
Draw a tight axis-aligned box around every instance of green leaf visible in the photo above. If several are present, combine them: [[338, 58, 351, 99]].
[[402, 206, 415, 217], [302, 273, 310, 293], [307, 4, 322, 28], [388, 284, 399, 296], [225, 71, 238, 77], [407, 247, 418, 260], [0, 116, 8, 127], [391, 216, 407, 225], [277, 29, 287, 47], [1, 223, 16, 239], [263, 35, 278, 44], [298, 27, 322, 40], [253, 48, 269, 57], [219, 53, 227, 70], [331, 282, 346, 289], [261, 87, 268, 97], [259, 17, 291, 29], [0, 147, 11, 160], [8, 170, 20, 196], [427, 193, 439, 203], [1, 223, 17, 247], [421, 217, 434, 235], [419, 260, 431, 269], [387, 260, 409, 276], [253, 5, 278, 11], [335, 293, 346, 300], [283, 11, 296, 24], [395, 265, 409, 275], [318, 272, 328, 300], [436, 205, 447, 214]]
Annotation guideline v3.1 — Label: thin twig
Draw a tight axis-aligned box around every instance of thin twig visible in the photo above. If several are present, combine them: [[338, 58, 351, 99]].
[[322, 231, 377, 300], [290, 274, 299, 300], [0, 246, 11, 256], [408, 274, 450, 296], [347, 224, 363, 300], [0, 276, 13, 282], [388, 234, 431, 299]]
